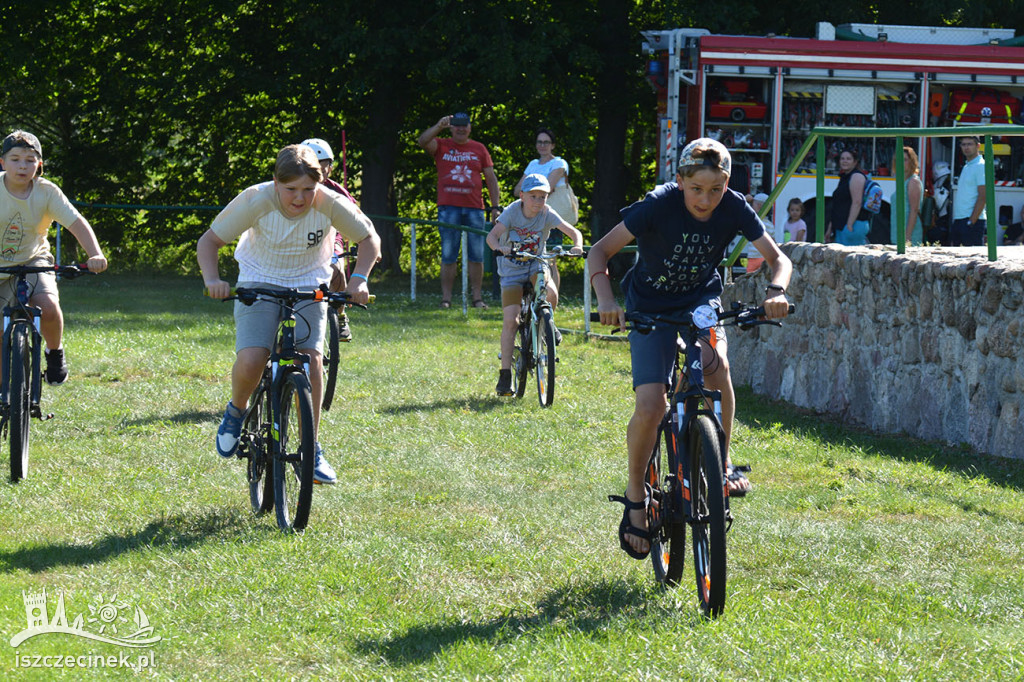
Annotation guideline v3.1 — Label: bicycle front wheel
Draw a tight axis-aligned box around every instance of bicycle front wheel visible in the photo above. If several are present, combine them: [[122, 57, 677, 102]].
[[535, 309, 556, 407], [321, 307, 340, 412], [512, 318, 530, 398], [690, 414, 727, 617], [651, 420, 686, 585], [8, 324, 31, 482], [244, 384, 274, 515], [273, 372, 316, 531]]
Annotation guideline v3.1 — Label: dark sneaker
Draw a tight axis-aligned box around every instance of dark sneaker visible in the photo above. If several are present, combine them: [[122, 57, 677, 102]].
[[44, 348, 68, 386], [338, 312, 352, 342], [313, 442, 337, 484], [216, 401, 244, 458], [495, 369, 513, 396]]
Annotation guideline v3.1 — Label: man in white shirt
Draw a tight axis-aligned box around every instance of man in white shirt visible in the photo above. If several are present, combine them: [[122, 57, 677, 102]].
[[951, 136, 986, 246]]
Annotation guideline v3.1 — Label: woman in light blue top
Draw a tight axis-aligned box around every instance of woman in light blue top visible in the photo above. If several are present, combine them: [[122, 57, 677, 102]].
[[890, 146, 924, 246]]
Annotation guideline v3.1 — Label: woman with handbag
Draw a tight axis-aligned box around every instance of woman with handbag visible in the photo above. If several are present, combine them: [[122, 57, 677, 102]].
[[512, 128, 578, 287]]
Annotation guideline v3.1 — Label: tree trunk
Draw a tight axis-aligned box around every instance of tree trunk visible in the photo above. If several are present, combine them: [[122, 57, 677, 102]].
[[591, 0, 630, 255], [359, 84, 408, 272]]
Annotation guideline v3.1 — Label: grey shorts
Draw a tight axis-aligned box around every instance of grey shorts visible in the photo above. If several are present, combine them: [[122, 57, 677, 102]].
[[233, 281, 326, 355], [0, 254, 59, 310], [497, 257, 544, 289]]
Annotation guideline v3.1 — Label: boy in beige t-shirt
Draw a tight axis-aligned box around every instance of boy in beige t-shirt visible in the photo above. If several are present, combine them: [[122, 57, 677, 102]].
[[0, 130, 108, 385], [197, 144, 380, 484]]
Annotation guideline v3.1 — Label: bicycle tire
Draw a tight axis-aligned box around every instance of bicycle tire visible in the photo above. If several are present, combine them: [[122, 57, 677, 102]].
[[535, 309, 556, 407], [8, 324, 31, 483], [273, 371, 316, 531], [690, 414, 727, 617], [244, 384, 274, 514], [650, 420, 686, 585], [512, 317, 530, 399], [321, 307, 340, 412]]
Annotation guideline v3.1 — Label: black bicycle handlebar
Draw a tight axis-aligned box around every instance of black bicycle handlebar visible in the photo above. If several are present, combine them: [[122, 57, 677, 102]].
[[206, 284, 370, 310], [590, 303, 795, 333], [0, 263, 94, 279], [496, 246, 586, 259]]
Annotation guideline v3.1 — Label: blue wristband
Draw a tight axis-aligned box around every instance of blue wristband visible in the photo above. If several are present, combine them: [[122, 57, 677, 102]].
[[350, 272, 368, 282]]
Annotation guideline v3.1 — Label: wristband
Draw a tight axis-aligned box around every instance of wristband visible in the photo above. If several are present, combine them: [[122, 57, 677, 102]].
[[350, 272, 368, 282], [765, 284, 786, 296], [489, 206, 502, 212], [590, 269, 609, 286]]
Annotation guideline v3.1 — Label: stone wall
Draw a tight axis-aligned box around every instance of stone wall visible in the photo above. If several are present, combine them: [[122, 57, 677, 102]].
[[723, 243, 1024, 460]]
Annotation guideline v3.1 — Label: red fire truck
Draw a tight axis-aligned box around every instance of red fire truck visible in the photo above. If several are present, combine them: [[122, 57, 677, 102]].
[[641, 22, 1024, 242]]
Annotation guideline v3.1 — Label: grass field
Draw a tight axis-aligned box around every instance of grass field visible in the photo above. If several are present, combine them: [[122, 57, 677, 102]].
[[1, 273, 1022, 680]]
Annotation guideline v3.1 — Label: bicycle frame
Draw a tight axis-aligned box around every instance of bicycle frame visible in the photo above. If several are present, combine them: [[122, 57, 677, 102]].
[[665, 328, 730, 525], [1, 277, 50, 423], [227, 284, 363, 530], [523, 262, 552, 362]]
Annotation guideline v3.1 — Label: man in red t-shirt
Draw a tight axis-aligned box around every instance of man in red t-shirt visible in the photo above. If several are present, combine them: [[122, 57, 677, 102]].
[[417, 112, 502, 308]]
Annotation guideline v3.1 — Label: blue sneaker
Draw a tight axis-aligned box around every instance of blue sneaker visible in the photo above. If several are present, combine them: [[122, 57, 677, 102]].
[[313, 443, 337, 484], [216, 401, 244, 458]]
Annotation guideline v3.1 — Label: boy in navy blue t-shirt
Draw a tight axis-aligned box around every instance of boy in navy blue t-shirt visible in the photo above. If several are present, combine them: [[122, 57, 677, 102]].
[[589, 138, 792, 560]]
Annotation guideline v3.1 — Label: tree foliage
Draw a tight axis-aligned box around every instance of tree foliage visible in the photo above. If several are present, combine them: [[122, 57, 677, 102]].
[[1, 0, 1020, 272]]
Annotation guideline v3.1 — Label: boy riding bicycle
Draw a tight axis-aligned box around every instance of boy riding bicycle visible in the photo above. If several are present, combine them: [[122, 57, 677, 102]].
[[485, 173, 583, 396], [588, 138, 791, 560], [0, 130, 108, 385], [197, 144, 380, 484]]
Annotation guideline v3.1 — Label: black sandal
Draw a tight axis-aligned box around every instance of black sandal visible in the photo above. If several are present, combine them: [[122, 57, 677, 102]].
[[726, 464, 752, 498], [608, 489, 651, 560]]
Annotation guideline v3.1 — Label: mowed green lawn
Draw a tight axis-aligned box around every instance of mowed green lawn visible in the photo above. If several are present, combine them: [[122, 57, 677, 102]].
[[1, 273, 1022, 680]]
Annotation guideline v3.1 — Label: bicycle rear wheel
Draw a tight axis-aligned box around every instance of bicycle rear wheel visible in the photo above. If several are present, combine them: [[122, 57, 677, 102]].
[[321, 307, 340, 412], [273, 372, 316, 531], [243, 384, 274, 514], [535, 309, 556, 407], [8, 324, 31, 483], [689, 414, 727, 617], [650, 420, 686, 585], [512, 317, 530, 398]]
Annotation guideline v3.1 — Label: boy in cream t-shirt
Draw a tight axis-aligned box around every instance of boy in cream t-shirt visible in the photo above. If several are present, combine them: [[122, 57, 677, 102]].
[[0, 130, 108, 385], [197, 144, 380, 484]]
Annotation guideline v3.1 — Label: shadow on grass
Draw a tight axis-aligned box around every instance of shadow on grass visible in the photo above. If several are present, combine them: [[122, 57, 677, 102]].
[[354, 578, 666, 665], [0, 508, 253, 573], [382, 395, 507, 415], [736, 386, 1024, 492], [122, 409, 221, 428]]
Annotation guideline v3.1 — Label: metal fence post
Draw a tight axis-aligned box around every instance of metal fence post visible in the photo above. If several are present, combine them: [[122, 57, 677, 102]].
[[895, 135, 905, 252], [583, 255, 591, 335], [410, 222, 417, 301], [461, 231, 468, 314]]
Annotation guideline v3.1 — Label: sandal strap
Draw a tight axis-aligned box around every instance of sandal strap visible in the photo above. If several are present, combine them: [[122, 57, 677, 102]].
[[608, 492, 648, 510]]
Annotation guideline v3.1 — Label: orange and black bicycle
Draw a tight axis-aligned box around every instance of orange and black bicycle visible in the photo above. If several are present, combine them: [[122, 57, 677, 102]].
[[620, 302, 793, 617]]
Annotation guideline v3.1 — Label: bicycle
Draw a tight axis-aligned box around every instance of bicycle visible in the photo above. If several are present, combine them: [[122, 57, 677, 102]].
[[506, 246, 582, 407], [611, 301, 793, 617], [321, 245, 358, 412], [220, 284, 366, 531], [0, 264, 93, 482]]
